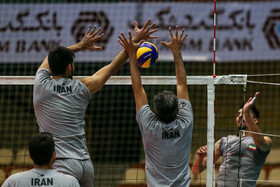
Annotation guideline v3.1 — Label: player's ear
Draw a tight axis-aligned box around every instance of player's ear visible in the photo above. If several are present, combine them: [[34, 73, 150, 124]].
[[67, 63, 72, 72], [254, 118, 259, 125], [51, 151, 56, 161]]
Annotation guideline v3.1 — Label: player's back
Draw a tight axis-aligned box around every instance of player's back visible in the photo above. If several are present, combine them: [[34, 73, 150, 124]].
[[2, 169, 80, 187], [33, 69, 92, 159], [136, 99, 193, 186]]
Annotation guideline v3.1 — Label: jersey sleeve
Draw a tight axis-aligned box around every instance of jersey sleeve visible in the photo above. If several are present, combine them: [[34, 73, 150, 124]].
[[67, 175, 80, 187], [76, 81, 92, 101], [1, 173, 20, 187], [219, 137, 226, 153], [1, 178, 11, 187], [34, 68, 51, 86], [136, 105, 157, 135], [177, 99, 193, 127]]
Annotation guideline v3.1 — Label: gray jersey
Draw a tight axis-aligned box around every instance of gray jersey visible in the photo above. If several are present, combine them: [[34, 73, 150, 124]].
[[2, 169, 80, 187], [33, 69, 92, 159], [217, 135, 270, 187], [136, 99, 193, 187]]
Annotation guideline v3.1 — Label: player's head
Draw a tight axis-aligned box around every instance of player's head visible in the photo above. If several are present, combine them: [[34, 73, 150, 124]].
[[29, 132, 55, 166], [236, 104, 259, 130], [153, 90, 178, 124], [48, 46, 75, 78]]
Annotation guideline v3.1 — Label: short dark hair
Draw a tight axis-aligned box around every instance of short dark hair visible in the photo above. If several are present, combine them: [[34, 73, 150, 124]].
[[29, 132, 55, 166], [240, 104, 259, 119], [48, 46, 75, 75], [153, 90, 178, 124]]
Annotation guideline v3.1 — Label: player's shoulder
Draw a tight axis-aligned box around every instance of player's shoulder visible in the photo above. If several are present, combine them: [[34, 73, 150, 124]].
[[6, 172, 23, 180], [54, 172, 79, 185], [178, 99, 192, 108], [36, 68, 51, 76], [3, 171, 28, 185], [53, 170, 76, 179], [136, 104, 154, 118]]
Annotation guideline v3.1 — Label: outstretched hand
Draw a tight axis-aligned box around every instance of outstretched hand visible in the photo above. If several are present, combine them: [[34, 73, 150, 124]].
[[133, 19, 158, 43], [244, 92, 260, 113], [160, 25, 188, 53], [118, 31, 144, 56], [80, 25, 104, 50]]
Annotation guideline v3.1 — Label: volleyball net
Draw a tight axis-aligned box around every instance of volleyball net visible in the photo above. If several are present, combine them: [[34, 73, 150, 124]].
[[1, 0, 280, 186]]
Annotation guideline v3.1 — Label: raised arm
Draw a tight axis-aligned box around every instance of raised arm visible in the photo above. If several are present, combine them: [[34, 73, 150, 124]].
[[160, 26, 189, 101], [118, 30, 148, 113], [81, 19, 158, 94], [192, 140, 221, 176], [38, 25, 104, 72], [243, 92, 272, 152]]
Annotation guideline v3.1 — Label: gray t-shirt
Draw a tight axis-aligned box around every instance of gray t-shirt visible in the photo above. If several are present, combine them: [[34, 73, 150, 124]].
[[136, 99, 193, 187], [217, 135, 270, 187], [33, 69, 92, 159], [2, 169, 80, 187]]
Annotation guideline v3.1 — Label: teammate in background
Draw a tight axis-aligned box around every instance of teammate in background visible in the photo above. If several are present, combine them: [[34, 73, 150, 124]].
[[2, 133, 79, 187], [192, 92, 272, 187], [118, 26, 193, 186], [33, 19, 158, 187]]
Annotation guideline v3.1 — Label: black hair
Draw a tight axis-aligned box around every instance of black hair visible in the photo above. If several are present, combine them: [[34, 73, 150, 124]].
[[153, 90, 178, 124], [29, 132, 55, 166], [240, 104, 259, 119], [48, 46, 75, 76]]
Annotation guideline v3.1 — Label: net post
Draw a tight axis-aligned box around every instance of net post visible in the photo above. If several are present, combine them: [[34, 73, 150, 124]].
[[206, 77, 215, 187]]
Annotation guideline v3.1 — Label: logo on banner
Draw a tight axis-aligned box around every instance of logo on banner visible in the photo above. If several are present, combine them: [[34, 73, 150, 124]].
[[71, 11, 114, 49], [263, 9, 280, 49]]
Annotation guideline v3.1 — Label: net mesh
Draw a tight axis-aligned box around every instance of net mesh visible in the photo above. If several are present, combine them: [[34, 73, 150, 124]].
[[1, 0, 280, 186]]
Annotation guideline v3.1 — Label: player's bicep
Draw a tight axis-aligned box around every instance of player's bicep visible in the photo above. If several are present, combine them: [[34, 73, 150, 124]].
[[134, 87, 148, 113], [177, 84, 189, 101], [38, 56, 50, 71], [260, 136, 272, 152], [214, 139, 222, 161], [81, 76, 105, 94]]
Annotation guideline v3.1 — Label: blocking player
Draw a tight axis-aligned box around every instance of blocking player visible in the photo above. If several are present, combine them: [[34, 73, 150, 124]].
[[33, 19, 158, 187], [118, 25, 193, 186]]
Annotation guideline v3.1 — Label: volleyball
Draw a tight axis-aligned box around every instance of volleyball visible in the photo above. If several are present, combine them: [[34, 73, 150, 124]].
[[136, 42, 158, 68]]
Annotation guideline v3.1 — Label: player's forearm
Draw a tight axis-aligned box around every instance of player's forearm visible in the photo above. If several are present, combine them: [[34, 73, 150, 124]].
[[67, 42, 84, 53], [244, 112, 269, 150], [108, 49, 128, 74], [94, 49, 128, 78], [129, 55, 143, 92], [174, 50, 189, 100], [174, 51, 187, 87], [192, 156, 206, 175]]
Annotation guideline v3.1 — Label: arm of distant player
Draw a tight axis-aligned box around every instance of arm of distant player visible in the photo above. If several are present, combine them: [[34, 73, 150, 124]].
[[38, 25, 104, 72], [243, 92, 272, 152], [118, 31, 147, 113], [192, 140, 221, 176], [81, 19, 158, 94], [160, 26, 189, 101]]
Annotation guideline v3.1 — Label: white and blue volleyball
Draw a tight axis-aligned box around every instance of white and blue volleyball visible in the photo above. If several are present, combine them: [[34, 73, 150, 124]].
[[136, 42, 158, 68]]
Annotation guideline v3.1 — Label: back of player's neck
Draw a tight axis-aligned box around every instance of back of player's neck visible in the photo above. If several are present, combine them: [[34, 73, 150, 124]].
[[34, 164, 52, 170], [53, 75, 66, 79]]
